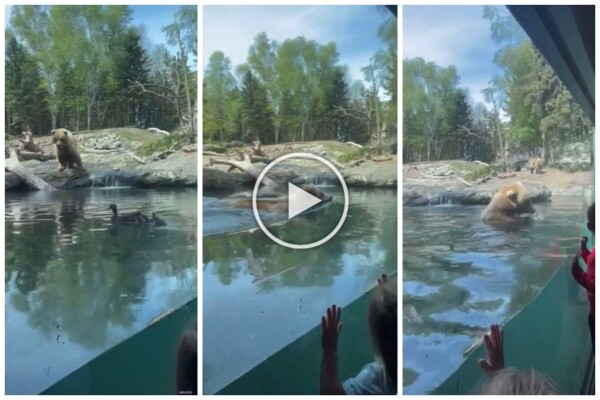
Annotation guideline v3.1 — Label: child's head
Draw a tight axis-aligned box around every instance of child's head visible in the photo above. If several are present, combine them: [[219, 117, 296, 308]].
[[587, 202, 595, 234], [478, 367, 558, 395], [176, 322, 198, 395], [368, 276, 397, 386]]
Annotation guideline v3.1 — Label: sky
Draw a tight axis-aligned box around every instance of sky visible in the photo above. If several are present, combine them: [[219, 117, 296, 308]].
[[203, 5, 393, 84], [403, 5, 504, 106]]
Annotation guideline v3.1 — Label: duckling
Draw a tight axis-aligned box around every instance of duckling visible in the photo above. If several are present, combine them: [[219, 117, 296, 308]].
[[151, 212, 167, 227], [108, 204, 149, 223]]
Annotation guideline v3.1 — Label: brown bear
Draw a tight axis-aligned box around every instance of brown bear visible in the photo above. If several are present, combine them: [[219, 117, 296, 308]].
[[529, 156, 543, 174], [51, 128, 85, 172], [481, 182, 536, 225], [227, 184, 332, 214]]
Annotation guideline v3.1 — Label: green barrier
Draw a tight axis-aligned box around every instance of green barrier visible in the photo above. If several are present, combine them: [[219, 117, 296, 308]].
[[42, 299, 197, 395], [216, 275, 396, 395], [433, 228, 593, 395]]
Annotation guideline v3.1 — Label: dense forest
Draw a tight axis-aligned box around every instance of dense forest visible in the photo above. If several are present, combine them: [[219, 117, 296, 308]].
[[203, 10, 397, 147], [403, 6, 593, 165], [5, 5, 197, 136]]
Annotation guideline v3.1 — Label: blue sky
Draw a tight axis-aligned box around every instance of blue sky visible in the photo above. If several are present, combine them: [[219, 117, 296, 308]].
[[203, 5, 393, 84], [403, 5, 504, 106]]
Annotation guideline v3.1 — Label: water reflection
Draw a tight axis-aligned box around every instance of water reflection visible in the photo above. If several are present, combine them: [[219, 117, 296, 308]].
[[5, 188, 197, 395], [403, 196, 587, 394], [202, 189, 397, 394]]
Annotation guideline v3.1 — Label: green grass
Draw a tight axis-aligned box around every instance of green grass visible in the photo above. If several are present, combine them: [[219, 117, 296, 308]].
[[464, 166, 494, 182], [336, 148, 367, 163], [117, 130, 159, 145]]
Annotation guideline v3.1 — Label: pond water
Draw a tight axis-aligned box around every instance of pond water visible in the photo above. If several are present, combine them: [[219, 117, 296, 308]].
[[202, 187, 397, 394], [403, 195, 589, 394], [5, 188, 197, 395]]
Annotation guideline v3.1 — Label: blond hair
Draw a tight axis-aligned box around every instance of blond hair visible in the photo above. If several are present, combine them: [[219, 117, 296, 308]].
[[478, 367, 558, 395], [368, 276, 397, 386]]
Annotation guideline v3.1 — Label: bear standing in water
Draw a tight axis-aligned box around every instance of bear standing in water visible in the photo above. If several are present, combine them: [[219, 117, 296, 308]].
[[481, 182, 536, 225], [51, 128, 85, 172]]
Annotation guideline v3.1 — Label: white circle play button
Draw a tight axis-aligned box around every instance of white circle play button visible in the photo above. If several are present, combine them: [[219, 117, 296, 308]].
[[252, 152, 349, 250]]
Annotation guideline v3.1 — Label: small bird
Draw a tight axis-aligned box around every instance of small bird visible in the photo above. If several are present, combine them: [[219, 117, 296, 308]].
[[151, 212, 167, 227], [108, 204, 149, 223]]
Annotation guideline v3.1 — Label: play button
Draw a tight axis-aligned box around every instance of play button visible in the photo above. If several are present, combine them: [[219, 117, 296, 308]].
[[252, 152, 349, 250], [288, 182, 323, 219]]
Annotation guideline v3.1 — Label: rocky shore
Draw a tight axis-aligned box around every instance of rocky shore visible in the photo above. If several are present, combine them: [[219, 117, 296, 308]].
[[5, 128, 197, 191]]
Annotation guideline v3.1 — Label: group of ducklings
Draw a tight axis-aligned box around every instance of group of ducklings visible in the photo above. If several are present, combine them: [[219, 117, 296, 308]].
[[108, 204, 167, 227]]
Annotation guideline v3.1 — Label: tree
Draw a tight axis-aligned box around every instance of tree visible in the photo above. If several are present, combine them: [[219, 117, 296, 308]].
[[240, 70, 274, 143], [5, 37, 48, 135], [203, 51, 236, 141]]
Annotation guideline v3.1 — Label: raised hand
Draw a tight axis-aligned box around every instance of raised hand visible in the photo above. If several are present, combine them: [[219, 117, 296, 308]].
[[478, 324, 505, 375], [321, 305, 342, 351]]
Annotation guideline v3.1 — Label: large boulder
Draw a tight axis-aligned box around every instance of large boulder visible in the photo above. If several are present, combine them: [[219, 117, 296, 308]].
[[404, 180, 552, 206]]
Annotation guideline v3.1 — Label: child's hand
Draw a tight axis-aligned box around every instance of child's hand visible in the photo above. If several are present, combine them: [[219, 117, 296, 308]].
[[377, 274, 388, 286], [321, 305, 342, 351], [571, 254, 581, 276], [580, 236, 588, 252], [478, 324, 504, 376]]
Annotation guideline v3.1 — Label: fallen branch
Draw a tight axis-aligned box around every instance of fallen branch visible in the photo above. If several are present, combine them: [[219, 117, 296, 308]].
[[346, 141, 363, 149], [148, 127, 170, 136], [203, 151, 226, 156], [497, 172, 516, 179], [473, 160, 489, 167], [419, 170, 453, 180], [372, 155, 392, 162], [5, 148, 55, 191], [17, 151, 55, 161], [125, 151, 146, 164], [210, 152, 276, 186], [79, 142, 126, 154], [457, 177, 472, 187]]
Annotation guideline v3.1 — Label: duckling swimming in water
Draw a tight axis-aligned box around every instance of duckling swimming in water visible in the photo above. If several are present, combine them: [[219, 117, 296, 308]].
[[108, 204, 149, 223], [151, 212, 167, 227]]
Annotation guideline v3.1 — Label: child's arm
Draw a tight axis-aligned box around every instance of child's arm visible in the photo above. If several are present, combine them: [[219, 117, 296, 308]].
[[320, 305, 344, 395]]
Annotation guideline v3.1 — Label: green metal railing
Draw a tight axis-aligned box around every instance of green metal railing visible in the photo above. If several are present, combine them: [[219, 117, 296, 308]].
[[42, 299, 197, 395]]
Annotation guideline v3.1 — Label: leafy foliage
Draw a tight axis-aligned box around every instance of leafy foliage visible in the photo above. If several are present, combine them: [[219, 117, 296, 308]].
[[5, 5, 197, 136], [203, 14, 398, 147]]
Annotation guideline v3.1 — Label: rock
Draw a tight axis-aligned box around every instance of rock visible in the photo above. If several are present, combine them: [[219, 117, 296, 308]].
[[203, 168, 253, 190], [404, 180, 552, 206], [5, 172, 26, 190], [7, 150, 198, 191]]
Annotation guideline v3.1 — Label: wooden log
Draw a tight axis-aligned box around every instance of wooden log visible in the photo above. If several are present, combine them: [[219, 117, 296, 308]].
[[125, 151, 146, 164], [17, 151, 55, 161], [5, 148, 55, 191], [148, 127, 170, 136], [373, 155, 393, 162], [346, 141, 363, 149], [210, 153, 276, 186]]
